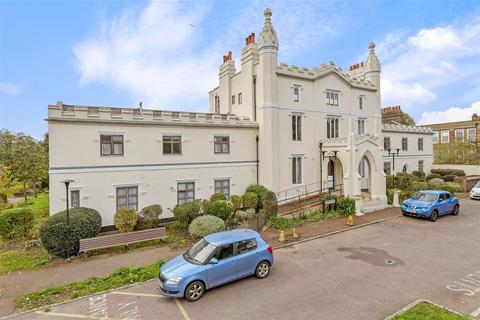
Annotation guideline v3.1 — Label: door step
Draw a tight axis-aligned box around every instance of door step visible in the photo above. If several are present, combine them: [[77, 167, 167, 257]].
[[360, 198, 388, 214]]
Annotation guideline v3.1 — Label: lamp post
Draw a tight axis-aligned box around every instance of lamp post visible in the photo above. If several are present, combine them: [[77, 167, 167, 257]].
[[319, 143, 323, 192], [387, 149, 400, 189], [61, 179, 74, 224], [474, 116, 479, 165]]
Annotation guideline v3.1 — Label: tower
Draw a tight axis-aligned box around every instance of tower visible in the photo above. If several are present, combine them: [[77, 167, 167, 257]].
[[364, 42, 381, 91]]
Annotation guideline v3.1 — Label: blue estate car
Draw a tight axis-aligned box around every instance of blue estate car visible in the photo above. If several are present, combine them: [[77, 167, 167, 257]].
[[400, 190, 459, 222], [158, 229, 273, 301]]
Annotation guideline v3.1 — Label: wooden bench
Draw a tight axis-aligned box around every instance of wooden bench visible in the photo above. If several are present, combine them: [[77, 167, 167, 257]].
[[79, 227, 167, 253]]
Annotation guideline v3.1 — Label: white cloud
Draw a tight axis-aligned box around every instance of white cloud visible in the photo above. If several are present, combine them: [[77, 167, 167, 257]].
[[0, 82, 22, 96], [381, 79, 436, 106], [418, 101, 480, 125]]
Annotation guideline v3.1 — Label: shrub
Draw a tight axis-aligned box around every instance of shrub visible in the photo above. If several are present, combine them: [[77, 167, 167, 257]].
[[386, 175, 394, 189], [269, 216, 295, 230], [386, 190, 393, 205], [40, 207, 102, 258], [172, 200, 202, 229], [395, 173, 415, 190], [428, 178, 446, 186], [443, 175, 455, 182], [242, 192, 258, 209], [210, 192, 226, 202], [114, 209, 137, 232], [245, 184, 269, 208], [188, 215, 225, 239], [430, 169, 453, 176], [411, 181, 428, 191], [412, 170, 426, 180], [445, 182, 464, 192], [210, 200, 234, 221], [233, 209, 256, 225], [336, 197, 355, 217], [260, 191, 278, 219], [136, 204, 162, 230], [451, 169, 466, 176], [426, 173, 442, 180], [230, 195, 242, 212], [0, 208, 34, 239], [201, 199, 212, 215]]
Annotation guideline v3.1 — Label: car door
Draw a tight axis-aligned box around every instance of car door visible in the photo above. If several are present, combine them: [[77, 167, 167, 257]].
[[234, 238, 259, 279], [443, 193, 454, 213], [207, 243, 236, 288], [438, 193, 448, 215]]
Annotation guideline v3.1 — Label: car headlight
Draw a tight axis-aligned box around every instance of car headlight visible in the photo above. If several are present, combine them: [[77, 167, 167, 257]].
[[421, 208, 427, 213], [166, 277, 182, 285]]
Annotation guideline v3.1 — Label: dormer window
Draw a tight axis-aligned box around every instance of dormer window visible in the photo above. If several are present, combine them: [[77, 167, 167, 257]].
[[326, 90, 339, 106], [293, 87, 299, 102]]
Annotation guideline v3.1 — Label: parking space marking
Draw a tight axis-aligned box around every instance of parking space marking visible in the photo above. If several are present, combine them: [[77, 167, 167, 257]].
[[35, 311, 121, 319], [110, 291, 166, 298], [472, 306, 480, 317], [174, 299, 191, 320]]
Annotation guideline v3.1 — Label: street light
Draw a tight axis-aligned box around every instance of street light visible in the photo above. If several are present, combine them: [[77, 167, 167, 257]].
[[61, 179, 74, 224], [387, 149, 400, 189], [473, 115, 479, 165]]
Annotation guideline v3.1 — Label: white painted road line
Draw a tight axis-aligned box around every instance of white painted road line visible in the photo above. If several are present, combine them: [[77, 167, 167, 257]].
[[175, 299, 192, 320], [35, 311, 122, 319], [110, 291, 166, 298], [471, 306, 480, 317]]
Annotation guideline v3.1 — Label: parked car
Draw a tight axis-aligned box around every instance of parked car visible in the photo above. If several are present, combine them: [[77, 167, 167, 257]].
[[158, 229, 273, 301], [400, 190, 459, 222], [470, 181, 480, 200]]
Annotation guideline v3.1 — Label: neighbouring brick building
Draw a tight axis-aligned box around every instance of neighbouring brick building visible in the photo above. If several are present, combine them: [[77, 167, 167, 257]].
[[381, 105, 415, 126]]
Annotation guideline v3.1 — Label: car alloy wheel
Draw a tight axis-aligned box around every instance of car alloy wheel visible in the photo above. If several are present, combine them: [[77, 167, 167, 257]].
[[256, 261, 270, 279], [452, 205, 459, 216], [430, 210, 438, 222], [185, 281, 204, 302]]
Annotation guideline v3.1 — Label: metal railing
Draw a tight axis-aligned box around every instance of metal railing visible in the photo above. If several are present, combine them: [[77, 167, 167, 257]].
[[277, 183, 344, 213]]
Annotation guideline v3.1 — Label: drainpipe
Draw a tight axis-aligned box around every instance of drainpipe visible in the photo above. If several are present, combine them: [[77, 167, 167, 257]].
[[319, 142, 323, 192], [253, 75, 257, 121], [256, 135, 259, 184]]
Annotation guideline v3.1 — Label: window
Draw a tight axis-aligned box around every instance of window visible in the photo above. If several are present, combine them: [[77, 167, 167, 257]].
[[441, 130, 449, 143], [432, 131, 438, 144], [418, 138, 424, 151], [357, 119, 365, 135], [238, 93, 242, 104], [163, 136, 182, 155], [293, 87, 299, 102], [383, 162, 391, 175], [71, 190, 80, 208], [467, 128, 476, 142], [214, 96, 220, 114], [231, 95, 235, 105], [213, 244, 234, 261], [236, 238, 258, 255], [292, 114, 302, 141], [384, 137, 391, 150], [327, 117, 339, 139], [214, 179, 230, 199], [326, 90, 339, 106], [402, 137, 408, 151], [418, 160, 424, 172], [177, 182, 195, 205], [214, 136, 230, 154], [358, 95, 365, 109], [292, 156, 303, 184], [116, 186, 138, 211], [455, 129, 464, 142], [100, 135, 124, 156]]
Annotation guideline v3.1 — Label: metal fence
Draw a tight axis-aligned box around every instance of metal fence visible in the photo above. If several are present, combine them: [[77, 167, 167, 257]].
[[277, 183, 344, 214]]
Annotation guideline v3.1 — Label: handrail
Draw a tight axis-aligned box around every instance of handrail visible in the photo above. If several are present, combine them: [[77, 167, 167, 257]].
[[277, 183, 344, 213]]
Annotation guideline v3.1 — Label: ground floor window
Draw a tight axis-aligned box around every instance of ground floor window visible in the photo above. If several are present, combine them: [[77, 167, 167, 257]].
[[292, 156, 303, 184], [418, 160, 424, 172], [214, 179, 230, 199], [116, 186, 138, 211], [383, 162, 391, 175], [71, 190, 80, 208], [178, 182, 195, 205]]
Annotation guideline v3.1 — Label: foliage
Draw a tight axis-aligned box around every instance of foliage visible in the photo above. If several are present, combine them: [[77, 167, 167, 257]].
[[0, 250, 49, 274], [172, 200, 202, 229], [0, 165, 22, 205], [0, 208, 34, 239], [188, 215, 225, 239], [434, 142, 479, 165], [386, 190, 393, 205], [428, 178, 446, 186], [391, 301, 469, 320], [210, 192, 226, 202], [136, 204, 162, 230], [242, 192, 258, 209], [443, 175, 455, 182], [233, 209, 257, 225], [412, 170, 426, 180], [114, 208, 138, 232], [336, 197, 356, 216], [16, 260, 164, 310], [426, 173, 442, 180], [451, 169, 466, 176], [40, 207, 102, 258], [269, 216, 295, 230], [431, 168, 454, 176], [386, 174, 394, 189], [395, 173, 416, 190], [230, 195, 242, 212], [201, 199, 212, 215], [245, 184, 269, 208], [209, 200, 234, 221], [411, 181, 428, 191], [260, 190, 278, 219], [431, 182, 464, 193]]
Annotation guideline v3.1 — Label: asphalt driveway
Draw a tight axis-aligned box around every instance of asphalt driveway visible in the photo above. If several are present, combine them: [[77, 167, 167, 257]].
[[5, 199, 480, 320]]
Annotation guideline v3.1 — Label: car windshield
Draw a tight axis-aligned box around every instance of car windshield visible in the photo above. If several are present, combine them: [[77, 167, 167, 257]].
[[411, 192, 437, 202], [184, 239, 217, 265], [475, 181, 480, 188]]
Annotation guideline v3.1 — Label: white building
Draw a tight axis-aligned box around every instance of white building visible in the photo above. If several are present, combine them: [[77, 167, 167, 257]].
[[48, 9, 432, 227]]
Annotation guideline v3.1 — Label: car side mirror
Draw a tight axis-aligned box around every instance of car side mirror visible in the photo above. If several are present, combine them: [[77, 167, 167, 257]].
[[209, 257, 218, 265]]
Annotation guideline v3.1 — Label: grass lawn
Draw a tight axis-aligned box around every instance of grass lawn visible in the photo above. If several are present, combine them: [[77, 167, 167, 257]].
[[16, 260, 164, 310], [392, 302, 470, 320], [0, 250, 50, 273]]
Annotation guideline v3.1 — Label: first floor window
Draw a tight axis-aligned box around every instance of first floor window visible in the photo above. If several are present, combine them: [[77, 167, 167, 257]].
[[384, 137, 391, 150], [116, 186, 138, 211], [101, 134, 124, 156], [402, 137, 408, 151], [418, 138, 424, 151], [238, 93, 242, 104], [327, 117, 339, 139], [292, 114, 302, 141], [326, 90, 339, 106], [467, 128, 476, 142], [357, 119, 365, 135], [177, 182, 195, 205], [292, 156, 303, 184], [383, 162, 391, 175], [231, 95, 235, 104], [71, 190, 80, 208], [214, 136, 230, 154], [455, 129, 464, 142], [358, 95, 365, 109], [214, 179, 230, 199], [163, 135, 182, 155], [418, 160, 424, 172], [432, 131, 438, 144], [441, 130, 449, 143]]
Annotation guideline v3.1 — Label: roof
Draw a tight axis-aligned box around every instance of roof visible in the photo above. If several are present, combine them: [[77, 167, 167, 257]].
[[204, 229, 259, 246]]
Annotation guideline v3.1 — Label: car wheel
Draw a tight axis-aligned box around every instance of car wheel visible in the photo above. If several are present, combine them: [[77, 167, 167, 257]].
[[452, 204, 459, 216], [255, 261, 270, 279], [184, 281, 204, 302], [402, 211, 407, 216], [429, 210, 438, 222]]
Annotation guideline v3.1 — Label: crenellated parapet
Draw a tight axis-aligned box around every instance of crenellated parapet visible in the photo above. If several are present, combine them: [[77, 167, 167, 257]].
[[382, 123, 433, 134]]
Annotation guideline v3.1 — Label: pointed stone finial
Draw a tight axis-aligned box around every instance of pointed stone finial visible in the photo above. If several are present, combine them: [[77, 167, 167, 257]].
[[365, 41, 380, 72], [369, 42, 376, 52], [264, 8, 272, 20], [258, 8, 278, 51]]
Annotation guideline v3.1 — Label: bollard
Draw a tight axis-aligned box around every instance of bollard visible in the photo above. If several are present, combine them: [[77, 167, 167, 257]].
[[347, 215, 354, 226], [279, 230, 286, 242], [292, 228, 299, 239]]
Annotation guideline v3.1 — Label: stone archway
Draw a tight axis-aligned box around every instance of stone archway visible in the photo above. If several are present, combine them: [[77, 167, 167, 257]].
[[358, 155, 372, 194]]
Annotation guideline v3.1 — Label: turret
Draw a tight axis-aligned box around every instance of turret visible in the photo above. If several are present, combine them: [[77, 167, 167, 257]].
[[364, 42, 381, 90]]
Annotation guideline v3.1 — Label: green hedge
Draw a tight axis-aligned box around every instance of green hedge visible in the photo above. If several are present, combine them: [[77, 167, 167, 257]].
[[210, 200, 234, 221], [260, 190, 278, 219], [233, 209, 256, 225], [114, 208, 137, 232], [242, 192, 258, 209], [0, 208, 34, 239], [188, 215, 225, 239], [40, 207, 102, 258], [426, 173, 441, 180], [136, 204, 162, 230], [172, 200, 201, 229], [230, 195, 242, 212], [245, 184, 269, 208], [210, 192, 226, 202]]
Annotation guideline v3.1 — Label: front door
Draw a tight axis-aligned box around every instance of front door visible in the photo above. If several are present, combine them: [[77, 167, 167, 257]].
[[207, 243, 236, 287], [359, 159, 369, 191], [327, 160, 335, 189]]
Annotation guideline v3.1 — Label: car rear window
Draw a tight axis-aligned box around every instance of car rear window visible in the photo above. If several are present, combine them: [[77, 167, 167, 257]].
[[236, 238, 258, 255]]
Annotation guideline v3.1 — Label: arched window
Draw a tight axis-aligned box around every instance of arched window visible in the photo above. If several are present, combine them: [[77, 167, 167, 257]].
[[402, 164, 408, 173], [293, 87, 299, 102]]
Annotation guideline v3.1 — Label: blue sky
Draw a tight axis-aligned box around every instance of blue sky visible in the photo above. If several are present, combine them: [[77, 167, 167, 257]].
[[1, 0, 479, 139]]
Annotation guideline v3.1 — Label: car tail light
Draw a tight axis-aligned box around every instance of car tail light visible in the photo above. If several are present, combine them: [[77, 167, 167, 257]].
[[267, 245, 273, 254]]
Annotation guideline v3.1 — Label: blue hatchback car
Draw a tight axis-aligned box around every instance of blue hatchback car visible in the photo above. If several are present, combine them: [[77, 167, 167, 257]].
[[400, 190, 459, 222], [158, 229, 273, 301]]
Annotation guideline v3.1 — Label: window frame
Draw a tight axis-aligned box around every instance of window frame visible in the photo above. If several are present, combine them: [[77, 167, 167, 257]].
[[384, 137, 391, 150], [358, 95, 365, 109], [441, 130, 449, 143], [70, 190, 80, 208], [100, 134, 124, 156], [357, 119, 366, 135], [293, 87, 299, 102], [432, 131, 438, 144], [418, 160, 424, 172], [177, 181, 195, 205], [238, 93, 242, 105], [402, 137, 408, 151], [163, 135, 182, 155], [326, 90, 339, 106], [231, 95, 235, 105], [292, 155, 303, 185], [291, 114, 302, 141], [214, 179, 230, 199], [326, 117, 339, 139], [116, 186, 138, 211], [455, 129, 464, 142], [383, 162, 392, 175], [418, 138, 424, 151], [467, 127, 476, 142], [214, 136, 230, 154]]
